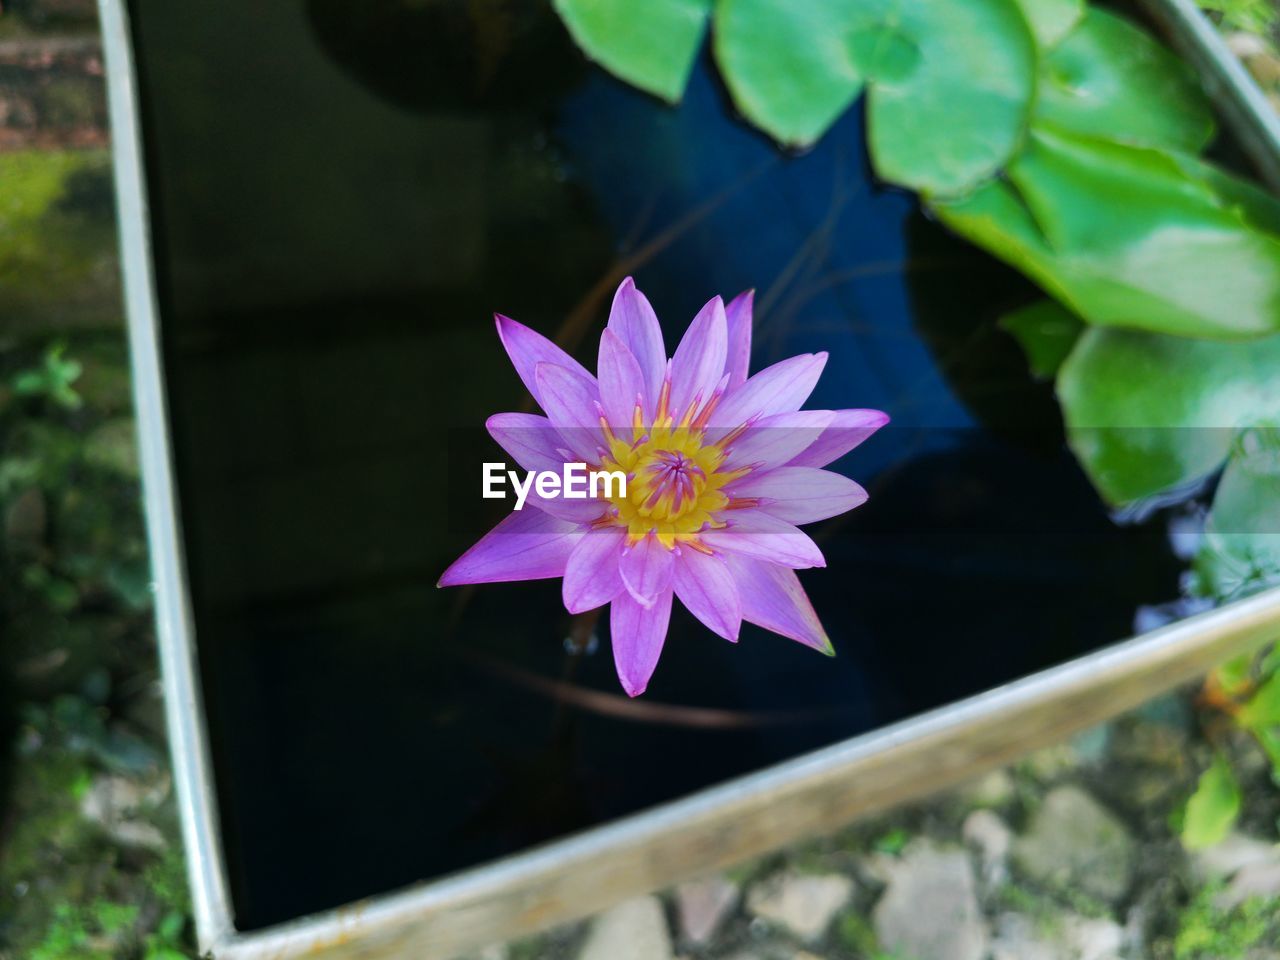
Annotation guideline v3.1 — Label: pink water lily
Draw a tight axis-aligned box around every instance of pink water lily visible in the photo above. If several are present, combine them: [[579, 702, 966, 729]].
[[439, 278, 888, 697]]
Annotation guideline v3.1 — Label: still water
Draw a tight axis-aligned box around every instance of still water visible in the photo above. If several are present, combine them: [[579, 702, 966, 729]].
[[129, 0, 1182, 929]]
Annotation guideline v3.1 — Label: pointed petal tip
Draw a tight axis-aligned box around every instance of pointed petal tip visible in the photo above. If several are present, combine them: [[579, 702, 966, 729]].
[[622, 679, 647, 698]]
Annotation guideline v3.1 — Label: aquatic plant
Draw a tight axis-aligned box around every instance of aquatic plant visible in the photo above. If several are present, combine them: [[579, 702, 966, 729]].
[[553, 0, 1280, 340], [439, 278, 887, 696]]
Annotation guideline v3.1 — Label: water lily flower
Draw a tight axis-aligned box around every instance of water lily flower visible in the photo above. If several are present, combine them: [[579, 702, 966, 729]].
[[439, 278, 888, 696]]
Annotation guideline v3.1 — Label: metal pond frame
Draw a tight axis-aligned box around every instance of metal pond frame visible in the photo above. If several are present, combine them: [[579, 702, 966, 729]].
[[98, 0, 1280, 956], [1136, 0, 1280, 191]]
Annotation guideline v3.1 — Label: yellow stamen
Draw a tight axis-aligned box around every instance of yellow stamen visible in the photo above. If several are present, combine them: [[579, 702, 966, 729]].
[[598, 395, 747, 551]]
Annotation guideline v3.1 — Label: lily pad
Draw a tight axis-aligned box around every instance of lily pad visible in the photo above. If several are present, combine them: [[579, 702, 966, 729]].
[[999, 299, 1083, 379], [1013, 0, 1084, 50], [713, 0, 866, 147], [1170, 151, 1280, 237], [865, 0, 1037, 195], [848, 21, 921, 85], [1036, 9, 1214, 152], [554, 0, 710, 103], [1057, 328, 1280, 504], [936, 128, 1280, 339], [1195, 430, 1280, 601]]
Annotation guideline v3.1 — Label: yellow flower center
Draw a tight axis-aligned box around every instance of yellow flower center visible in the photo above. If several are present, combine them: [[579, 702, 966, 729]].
[[595, 380, 751, 550]]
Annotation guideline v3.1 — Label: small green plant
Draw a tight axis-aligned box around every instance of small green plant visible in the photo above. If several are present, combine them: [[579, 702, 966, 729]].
[[1173, 884, 1280, 959], [1181, 640, 1280, 847], [872, 827, 910, 856], [1181, 754, 1243, 849], [11, 341, 84, 410]]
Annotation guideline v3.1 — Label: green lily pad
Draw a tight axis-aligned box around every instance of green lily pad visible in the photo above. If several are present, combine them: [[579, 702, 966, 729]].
[[713, 0, 866, 147], [1036, 9, 1214, 152], [999, 299, 1083, 379], [714, 0, 1035, 190], [1013, 0, 1084, 49], [848, 21, 921, 85], [1195, 430, 1280, 601], [1170, 151, 1280, 237], [866, 0, 1037, 195], [935, 128, 1280, 339], [1057, 328, 1280, 504], [553, 0, 710, 103]]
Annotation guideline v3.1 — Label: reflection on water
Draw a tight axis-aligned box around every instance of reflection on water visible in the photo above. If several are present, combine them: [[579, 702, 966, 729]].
[[128, 0, 1182, 929]]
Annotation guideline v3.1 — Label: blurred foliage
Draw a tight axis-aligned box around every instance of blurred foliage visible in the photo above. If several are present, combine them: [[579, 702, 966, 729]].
[[0, 150, 120, 333], [1197, 0, 1278, 38], [1174, 883, 1280, 959], [1181, 753, 1242, 849], [0, 148, 193, 958]]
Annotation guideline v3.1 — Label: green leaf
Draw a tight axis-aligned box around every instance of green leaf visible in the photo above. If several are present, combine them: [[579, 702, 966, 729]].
[[1056, 329, 1280, 504], [1212, 653, 1257, 699], [1013, 0, 1084, 49], [1196, 430, 1280, 601], [1256, 727, 1280, 785], [1181, 754, 1242, 850], [553, 0, 710, 103], [713, 0, 1036, 190], [866, 0, 1037, 195], [999, 299, 1083, 378], [1241, 671, 1280, 730], [1036, 9, 1214, 152], [936, 128, 1280, 339], [1261, 643, 1280, 678], [713, 0, 866, 146], [1170, 152, 1280, 238]]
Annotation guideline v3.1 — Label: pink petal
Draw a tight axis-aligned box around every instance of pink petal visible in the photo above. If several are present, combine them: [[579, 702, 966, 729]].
[[726, 466, 868, 524], [710, 352, 828, 429], [525, 490, 609, 524], [562, 526, 626, 613], [486, 412, 564, 474], [787, 409, 890, 468], [673, 549, 741, 641], [721, 410, 835, 470], [597, 329, 646, 433], [438, 509, 582, 586], [723, 554, 833, 654], [610, 588, 673, 697], [607, 277, 666, 409], [700, 510, 826, 569], [495, 314, 594, 408], [724, 289, 754, 389], [619, 533, 676, 608], [669, 296, 727, 418], [533, 361, 605, 463]]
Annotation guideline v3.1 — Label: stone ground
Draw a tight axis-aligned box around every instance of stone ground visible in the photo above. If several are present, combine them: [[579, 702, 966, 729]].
[[460, 695, 1280, 960]]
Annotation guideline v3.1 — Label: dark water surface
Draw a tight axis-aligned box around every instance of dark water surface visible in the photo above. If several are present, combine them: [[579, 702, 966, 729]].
[[128, 0, 1184, 930]]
